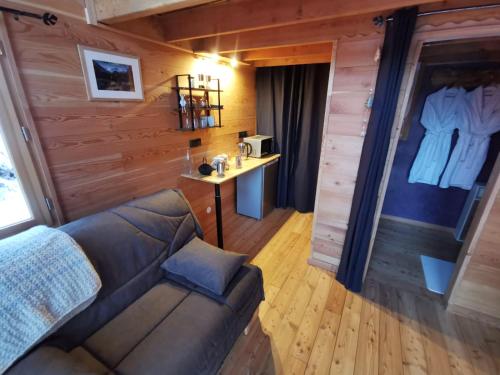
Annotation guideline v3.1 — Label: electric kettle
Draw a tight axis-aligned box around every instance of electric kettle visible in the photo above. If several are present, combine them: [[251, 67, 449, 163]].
[[237, 142, 253, 159]]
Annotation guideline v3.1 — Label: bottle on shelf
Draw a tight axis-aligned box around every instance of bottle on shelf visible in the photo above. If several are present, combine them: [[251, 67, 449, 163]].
[[181, 107, 189, 129], [184, 147, 193, 175]]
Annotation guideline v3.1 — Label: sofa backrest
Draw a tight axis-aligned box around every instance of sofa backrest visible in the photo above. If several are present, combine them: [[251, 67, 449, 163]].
[[48, 189, 203, 350]]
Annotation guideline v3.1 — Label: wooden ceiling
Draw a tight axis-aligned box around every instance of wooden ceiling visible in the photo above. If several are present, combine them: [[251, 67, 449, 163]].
[[420, 37, 500, 64], [85, 0, 499, 67]]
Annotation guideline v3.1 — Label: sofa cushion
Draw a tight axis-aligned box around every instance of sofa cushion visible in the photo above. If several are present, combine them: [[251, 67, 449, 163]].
[[6, 346, 111, 375], [50, 189, 203, 350], [166, 264, 263, 313], [83, 282, 189, 369], [162, 237, 248, 295], [115, 293, 235, 375], [113, 190, 202, 257]]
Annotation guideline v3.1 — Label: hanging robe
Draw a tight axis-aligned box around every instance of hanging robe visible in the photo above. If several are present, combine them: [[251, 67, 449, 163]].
[[408, 87, 466, 185], [440, 85, 500, 190]]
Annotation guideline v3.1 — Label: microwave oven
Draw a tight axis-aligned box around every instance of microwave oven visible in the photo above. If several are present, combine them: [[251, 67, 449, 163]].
[[243, 135, 273, 158]]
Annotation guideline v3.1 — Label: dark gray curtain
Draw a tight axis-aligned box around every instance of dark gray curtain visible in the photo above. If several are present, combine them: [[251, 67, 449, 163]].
[[256, 64, 329, 212], [336, 7, 418, 292]]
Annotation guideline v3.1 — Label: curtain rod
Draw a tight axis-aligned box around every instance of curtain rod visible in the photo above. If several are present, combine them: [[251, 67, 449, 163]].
[[0, 5, 57, 26], [373, 3, 500, 26]]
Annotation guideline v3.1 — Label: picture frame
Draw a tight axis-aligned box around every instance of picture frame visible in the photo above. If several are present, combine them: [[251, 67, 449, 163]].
[[77, 45, 144, 101]]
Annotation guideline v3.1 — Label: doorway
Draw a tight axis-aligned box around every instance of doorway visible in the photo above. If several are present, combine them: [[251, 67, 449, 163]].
[[255, 63, 331, 213], [365, 37, 500, 300]]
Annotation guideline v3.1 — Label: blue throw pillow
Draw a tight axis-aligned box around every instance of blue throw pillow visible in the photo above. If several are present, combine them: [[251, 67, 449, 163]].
[[161, 237, 248, 295]]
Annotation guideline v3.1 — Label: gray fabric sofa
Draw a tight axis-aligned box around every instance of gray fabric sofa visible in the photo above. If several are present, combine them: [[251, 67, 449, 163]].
[[7, 189, 264, 375]]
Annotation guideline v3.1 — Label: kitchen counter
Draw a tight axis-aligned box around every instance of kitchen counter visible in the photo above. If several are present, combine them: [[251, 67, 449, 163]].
[[181, 153, 280, 249], [181, 154, 280, 184]]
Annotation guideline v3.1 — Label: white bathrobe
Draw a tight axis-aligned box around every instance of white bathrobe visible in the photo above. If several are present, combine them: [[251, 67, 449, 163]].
[[409, 87, 466, 185], [440, 86, 500, 190]]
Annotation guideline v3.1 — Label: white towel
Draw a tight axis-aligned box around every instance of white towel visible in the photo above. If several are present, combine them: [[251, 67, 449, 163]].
[[0, 225, 101, 373]]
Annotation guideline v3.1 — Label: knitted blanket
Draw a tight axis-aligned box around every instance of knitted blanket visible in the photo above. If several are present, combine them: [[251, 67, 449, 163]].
[[0, 226, 101, 373]]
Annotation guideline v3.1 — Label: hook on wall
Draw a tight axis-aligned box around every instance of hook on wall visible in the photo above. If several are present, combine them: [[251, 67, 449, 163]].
[[42, 13, 58, 26], [372, 15, 385, 27], [0, 6, 57, 26]]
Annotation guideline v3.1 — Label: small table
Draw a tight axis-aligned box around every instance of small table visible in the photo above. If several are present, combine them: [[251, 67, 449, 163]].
[[182, 154, 280, 249]]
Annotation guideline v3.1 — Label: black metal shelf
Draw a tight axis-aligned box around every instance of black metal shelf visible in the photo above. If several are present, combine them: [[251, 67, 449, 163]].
[[173, 87, 223, 93], [175, 125, 222, 132], [174, 74, 223, 131], [176, 105, 224, 112]]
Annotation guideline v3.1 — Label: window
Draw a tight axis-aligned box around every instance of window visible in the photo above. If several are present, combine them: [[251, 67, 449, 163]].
[[0, 131, 32, 228], [0, 52, 51, 238]]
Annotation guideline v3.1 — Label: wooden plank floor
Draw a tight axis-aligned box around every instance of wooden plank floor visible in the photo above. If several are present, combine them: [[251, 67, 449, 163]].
[[366, 218, 462, 300], [220, 211, 500, 375]]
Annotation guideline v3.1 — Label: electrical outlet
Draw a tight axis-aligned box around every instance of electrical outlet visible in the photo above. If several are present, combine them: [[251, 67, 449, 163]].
[[238, 131, 248, 138], [189, 138, 202, 148]]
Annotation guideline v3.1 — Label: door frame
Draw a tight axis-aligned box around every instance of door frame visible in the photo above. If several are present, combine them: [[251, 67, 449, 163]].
[[445, 154, 500, 304], [363, 15, 500, 302]]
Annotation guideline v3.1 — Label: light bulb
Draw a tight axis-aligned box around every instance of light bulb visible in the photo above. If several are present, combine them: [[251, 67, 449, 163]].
[[230, 58, 238, 68]]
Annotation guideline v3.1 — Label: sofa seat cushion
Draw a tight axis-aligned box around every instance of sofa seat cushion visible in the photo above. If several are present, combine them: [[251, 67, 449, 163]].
[[115, 292, 235, 375], [50, 264, 263, 375], [6, 346, 111, 375], [114, 265, 264, 375], [83, 282, 189, 369], [10, 265, 264, 375]]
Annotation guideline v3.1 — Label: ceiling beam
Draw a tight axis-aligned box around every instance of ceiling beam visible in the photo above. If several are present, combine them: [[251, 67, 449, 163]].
[[224, 43, 334, 67], [93, 0, 217, 24], [158, 0, 436, 42], [195, 12, 383, 53], [195, 52, 251, 66], [110, 16, 166, 40], [420, 38, 500, 64], [240, 43, 334, 61], [252, 55, 333, 67]]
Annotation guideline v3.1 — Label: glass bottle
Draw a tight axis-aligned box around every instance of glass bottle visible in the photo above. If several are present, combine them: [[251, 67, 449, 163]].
[[184, 147, 193, 175], [182, 108, 190, 129]]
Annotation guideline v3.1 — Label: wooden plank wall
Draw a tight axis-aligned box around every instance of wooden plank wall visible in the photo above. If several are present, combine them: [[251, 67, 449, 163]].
[[1, 0, 256, 243], [450, 190, 500, 323], [447, 157, 500, 325], [309, 34, 383, 270], [310, 6, 500, 274]]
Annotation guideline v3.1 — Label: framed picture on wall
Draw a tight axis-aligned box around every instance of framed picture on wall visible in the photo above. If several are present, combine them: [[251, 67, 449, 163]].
[[77, 45, 144, 101]]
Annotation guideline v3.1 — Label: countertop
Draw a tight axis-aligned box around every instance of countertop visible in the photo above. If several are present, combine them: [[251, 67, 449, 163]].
[[181, 154, 280, 185]]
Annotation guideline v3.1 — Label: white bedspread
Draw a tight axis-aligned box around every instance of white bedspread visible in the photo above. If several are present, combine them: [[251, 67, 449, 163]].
[[0, 225, 101, 373]]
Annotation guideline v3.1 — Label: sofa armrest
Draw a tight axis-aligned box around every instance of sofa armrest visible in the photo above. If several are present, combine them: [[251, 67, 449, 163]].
[[222, 264, 264, 312]]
